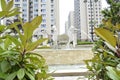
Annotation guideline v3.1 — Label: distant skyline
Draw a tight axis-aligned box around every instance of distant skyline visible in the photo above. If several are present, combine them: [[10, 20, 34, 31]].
[[59, 0, 109, 34]]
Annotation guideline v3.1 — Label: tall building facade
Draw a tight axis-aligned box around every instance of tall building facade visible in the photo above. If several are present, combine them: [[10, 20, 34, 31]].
[[65, 21, 68, 34], [68, 11, 74, 28], [74, 0, 102, 41], [5, 0, 59, 40]]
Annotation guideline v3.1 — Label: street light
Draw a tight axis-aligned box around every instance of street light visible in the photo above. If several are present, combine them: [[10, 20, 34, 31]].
[[90, 0, 94, 41]]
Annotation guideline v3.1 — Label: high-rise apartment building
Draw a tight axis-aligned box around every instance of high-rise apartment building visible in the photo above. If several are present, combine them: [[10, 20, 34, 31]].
[[68, 11, 74, 28], [5, 0, 59, 40], [74, 0, 102, 41], [65, 21, 68, 34]]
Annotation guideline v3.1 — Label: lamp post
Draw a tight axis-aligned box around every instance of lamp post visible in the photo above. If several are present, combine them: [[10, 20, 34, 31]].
[[90, 0, 94, 41]]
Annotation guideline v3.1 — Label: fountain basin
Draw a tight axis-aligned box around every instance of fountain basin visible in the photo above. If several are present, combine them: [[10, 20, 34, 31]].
[[34, 48, 93, 65]]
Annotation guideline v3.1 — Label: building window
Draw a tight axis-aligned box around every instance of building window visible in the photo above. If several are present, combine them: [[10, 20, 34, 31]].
[[41, 0, 46, 2], [51, 19, 54, 23], [42, 14, 46, 17], [41, 24, 46, 28], [51, 0, 54, 3], [34, 0, 38, 2], [23, 0, 27, 1], [34, 3, 38, 7], [23, 3, 27, 7], [34, 14, 38, 16], [41, 4, 46, 8], [42, 19, 46, 23], [51, 5, 54, 8], [22, 9, 27, 12], [41, 9, 46, 13], [34, 9, 38, 12], [51, 14, 54, 18], [15, 4, 20, 7], [15, 0, 20, 2], [51, 30, 54, 33], [51, 9, 54, 13]]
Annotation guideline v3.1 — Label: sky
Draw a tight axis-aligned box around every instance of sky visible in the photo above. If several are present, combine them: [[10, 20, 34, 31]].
[[59, 0, 109, 34]]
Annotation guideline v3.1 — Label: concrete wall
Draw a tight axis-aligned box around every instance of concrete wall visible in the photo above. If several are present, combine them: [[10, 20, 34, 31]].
[[34, 49, 93, 65]]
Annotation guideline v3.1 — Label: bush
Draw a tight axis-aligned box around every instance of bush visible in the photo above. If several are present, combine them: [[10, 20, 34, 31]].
[[85, 0, 120, 80], [77, 40, 93, 45], [0, 0, 53, 80]]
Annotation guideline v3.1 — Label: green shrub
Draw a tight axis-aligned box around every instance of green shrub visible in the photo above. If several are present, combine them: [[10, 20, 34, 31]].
[[85, 0, 120, 80], [77, 40, 93, 45], [0, 0, 53, 80]]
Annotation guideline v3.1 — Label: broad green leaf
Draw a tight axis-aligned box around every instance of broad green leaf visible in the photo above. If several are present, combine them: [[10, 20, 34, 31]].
[[17, 68, 25, 80], [0, 73, 7, 79], [22, 16, 42, 44], [7, 35, 22, 48], [95, 28, 116, 47], [27, 52, 44, 59], [19, 34, 26, 48], [7, 22, 21, 29], [26, 68, 35, 77], [5, 72, 17, 80], [105, 19, 113, 28], [106, 66, 120, 80], [117, 64, 120, 71], [84, 60, 93, 71], [4, 38, 12, 49], [7, 11, 21, 17], [0, 11, 7, 18], [104, 42, 116, 52], [6, 0, 13, 11], [27, 56, 41, 68], [27, 38, 47, 51], [18, 16, 23, 26], [1, 0, 7, 11], [7, 22, 24, 51], [7, 21, 23, 37], [25, 71, 35, 80], [38, 46, 51, 49], [6, 8, 21, 17], [0, 51, 19, 58], [23, 22, 32, 42], [8, 7, 19, 14], [31, 16, 42, 28], [26, 53, 46, 68], [115, 23, 120, 30], [0, 25, 6, 33], [1, 61, 11, 73]]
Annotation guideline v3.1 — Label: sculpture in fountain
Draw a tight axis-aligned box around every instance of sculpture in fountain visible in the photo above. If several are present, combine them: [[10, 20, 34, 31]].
[[66, 26, 77, 48]]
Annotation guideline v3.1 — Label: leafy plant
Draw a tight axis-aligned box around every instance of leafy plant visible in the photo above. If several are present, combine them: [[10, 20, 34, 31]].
[[102, 0, 120, 25], [85, 0, 120, 80], [0, 0, 53, 80]]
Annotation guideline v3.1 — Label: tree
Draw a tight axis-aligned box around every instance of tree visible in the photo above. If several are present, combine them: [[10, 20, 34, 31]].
[[85, 0, 120, 80], [102, 0, 120, 25], [0, 0, 53, 80]]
